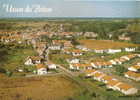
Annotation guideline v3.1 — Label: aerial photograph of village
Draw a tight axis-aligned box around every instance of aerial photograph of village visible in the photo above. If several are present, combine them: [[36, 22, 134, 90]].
[[0, 0, 140, 100]]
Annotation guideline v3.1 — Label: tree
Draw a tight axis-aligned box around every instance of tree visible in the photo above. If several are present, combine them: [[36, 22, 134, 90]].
[[40, 35, 52, 43], [130, 32, 140, 44], [5, 70, 13, 77], [71, 38, 80, 45], [115, 65, 127, 76], [0, 67, 6, 73]]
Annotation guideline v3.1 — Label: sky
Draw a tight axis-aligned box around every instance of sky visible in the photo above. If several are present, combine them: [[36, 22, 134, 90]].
[[0, 0, 140, 18]]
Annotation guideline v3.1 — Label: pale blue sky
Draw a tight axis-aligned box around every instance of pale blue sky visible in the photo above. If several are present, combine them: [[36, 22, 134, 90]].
[[0, 0, 139, 18]]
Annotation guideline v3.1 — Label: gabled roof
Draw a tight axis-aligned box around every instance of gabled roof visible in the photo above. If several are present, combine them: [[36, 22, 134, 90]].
[[93, 72, 104, 78], [101, 75, 113, 82], [84, 69, 97, 74], [92, 61, 112, 66], [130, 65, 140, 70], [107, 79, 120, 86], [125, 71, 140, 78], [127, 54, 137, 59], [119, 58, 127, 62], [72, 63, 91, 68], [104, 62, 112, 66], [117, 83, 133, 91], [36, 64, 46, 69]]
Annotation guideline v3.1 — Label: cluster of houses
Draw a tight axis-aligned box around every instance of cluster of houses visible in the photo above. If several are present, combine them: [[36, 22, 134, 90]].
[[0, 33, 23, 44], [24, 56, 57, 75], [49, 40, 73, 50], [1, 30, 140, 95], [69, 62, 112, 70], [0, 31, 20, 37], [118, 34, 131, 41], [34, 42, 48, 57], [74, 43, 137, 54], [125, 64, 140, 81], [75, 44, 137, 54], [69, 63, 92, 70], [109, 54, 139, 65], [68, 54, 140, 95], [59, 32, 74, 37], [69, 54, 139, 70], [91, 61, 113, 68], [63, 49, 84, 56], [24, 56, 44, 65], [36, 64, 48, 75], [84, 69, 138, 95], [93, 47, 136, 54], [0, 31, 48, 45]]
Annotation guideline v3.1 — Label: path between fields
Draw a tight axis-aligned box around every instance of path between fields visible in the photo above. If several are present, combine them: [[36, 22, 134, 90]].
[[26, 72, 63, 77]]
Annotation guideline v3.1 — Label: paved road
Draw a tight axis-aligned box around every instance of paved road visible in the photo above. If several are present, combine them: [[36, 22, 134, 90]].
[[56, 64, 76, 76]]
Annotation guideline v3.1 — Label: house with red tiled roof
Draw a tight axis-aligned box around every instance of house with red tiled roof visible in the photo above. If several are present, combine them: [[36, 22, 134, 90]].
[[128, 65, 140, 72], [127, 54, 138, 59], [91, 62, 103, 68], [60, 32, 74, 37], [0, 35, 23, 44], [101, 75, 114, 84], [92, 72, 105, 81], [71, 49, 83, 56], [116, 83, 138, 95], [84, 69, 138, 95], [76, 45, 90, 51], [84, 69, 97, 77], [121, 56, 130, 60], [118, 35, 131, 41], [109, 59, 117, 65], [47, 61, 57, 69], [106, 79, 121, 90], [52, 40, 73, 48], [107, 80, 138, 95], [63, 41, 73, 49], [125, 71, 140, 81], [24, 56, 43, 65], [91, 61, 112, 68], [69, 63, 92, 70], [119, 57, 128, 63], [36, 64, 47, 75], [64, 49, 84, 56], [109, 54, 138, 65]]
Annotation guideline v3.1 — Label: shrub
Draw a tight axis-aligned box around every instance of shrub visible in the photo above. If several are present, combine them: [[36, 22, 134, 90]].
[[5, 70, 13, 77], [0, 67, 6, 73], [115, 65, 127, 76]]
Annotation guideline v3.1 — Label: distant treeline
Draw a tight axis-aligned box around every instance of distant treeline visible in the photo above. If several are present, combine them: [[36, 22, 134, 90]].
[[0, 18, 140, 43]]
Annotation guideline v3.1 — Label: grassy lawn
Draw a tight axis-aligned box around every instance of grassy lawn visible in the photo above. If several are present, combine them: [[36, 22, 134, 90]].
[[49, 53, 72, 68], [1, 45, 37, 71], [103, 52, 131, 60], [123, 57, 140, 67]]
